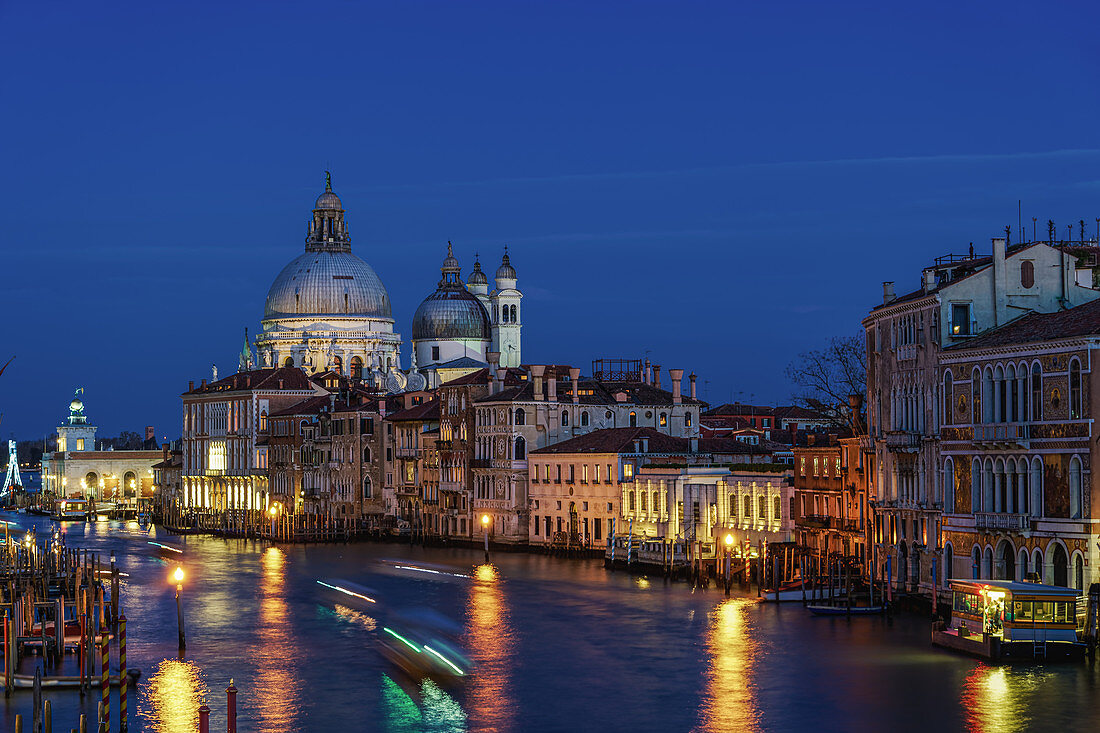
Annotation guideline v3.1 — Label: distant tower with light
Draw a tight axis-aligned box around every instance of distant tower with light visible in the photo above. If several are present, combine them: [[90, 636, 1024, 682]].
[[57, 389, 97, 453], [490, 248, 522, 368]]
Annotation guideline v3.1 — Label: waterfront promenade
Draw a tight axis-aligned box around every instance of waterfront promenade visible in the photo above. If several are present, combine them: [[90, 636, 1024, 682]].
[[0, 515, 1096, 732]]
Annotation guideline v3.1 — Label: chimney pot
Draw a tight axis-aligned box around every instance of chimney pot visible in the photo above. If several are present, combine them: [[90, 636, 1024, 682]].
[[669, 368, 684, 404], [531, 365, 545, 401], [547, 371, 558, 402], [569, 367, 580, 403], [189, 380, 194, 392], [200, 379, 207, 388], [689, 372, 697, 401], [653, 365, 661, 389], [883, 281, 896, 304]]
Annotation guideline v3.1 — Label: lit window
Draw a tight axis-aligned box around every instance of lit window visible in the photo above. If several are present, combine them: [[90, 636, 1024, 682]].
[[623, 462, 634, 480]]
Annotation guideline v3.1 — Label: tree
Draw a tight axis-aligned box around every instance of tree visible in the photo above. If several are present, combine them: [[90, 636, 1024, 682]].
[[785, 334, 867, 427]]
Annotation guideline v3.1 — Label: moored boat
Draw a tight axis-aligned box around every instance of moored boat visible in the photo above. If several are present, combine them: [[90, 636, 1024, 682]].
[[52, 498, 89, 521], [807, 604, 884, 616]]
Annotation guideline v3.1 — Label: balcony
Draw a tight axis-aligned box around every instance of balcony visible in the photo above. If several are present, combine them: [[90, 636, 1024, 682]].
[[798, 515, 831, 529], [973, 423, 1030, 449], [396, 447, 418, 458], [835, 518, 863, 533], [897, 344, 917, 362], [885, 431, 921, 452], [974, 512, 1030, 532]]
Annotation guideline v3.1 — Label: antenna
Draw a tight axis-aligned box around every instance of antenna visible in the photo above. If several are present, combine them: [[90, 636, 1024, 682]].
[[1033, 217, 1037, 242], [1018, 200, 1022, 243]]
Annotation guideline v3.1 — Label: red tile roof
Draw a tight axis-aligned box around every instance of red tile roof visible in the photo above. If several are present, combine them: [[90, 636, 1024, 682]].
[[530, 427, 692, 455], [387, 399, 441, 422], [184, 367, 315, 395]]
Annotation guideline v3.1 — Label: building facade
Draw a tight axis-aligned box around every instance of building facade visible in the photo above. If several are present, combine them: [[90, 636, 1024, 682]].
[[940, 299, 1100, 591]]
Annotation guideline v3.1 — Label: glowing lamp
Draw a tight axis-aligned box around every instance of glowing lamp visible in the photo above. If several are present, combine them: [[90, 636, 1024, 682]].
[[724, 534, 734, 547], [173, 566, 185, 585], [481, 514, 490, 527]]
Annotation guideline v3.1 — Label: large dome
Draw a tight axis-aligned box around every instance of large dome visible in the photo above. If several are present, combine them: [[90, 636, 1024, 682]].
[[264, 250, 392, 320], [412, 287, 491, 341]]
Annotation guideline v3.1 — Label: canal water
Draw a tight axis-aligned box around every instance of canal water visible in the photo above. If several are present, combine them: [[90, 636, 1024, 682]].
[[0, 514, 1097, 732]]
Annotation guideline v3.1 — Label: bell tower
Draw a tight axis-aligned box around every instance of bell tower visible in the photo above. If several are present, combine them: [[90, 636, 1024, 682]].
[[490, 247, 522, 368]]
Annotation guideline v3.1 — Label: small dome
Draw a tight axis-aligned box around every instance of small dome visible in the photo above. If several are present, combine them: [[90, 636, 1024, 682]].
[[314, 191, 342, 210], [413, 288, 491, 341], [442, 242, 460, 271], [468, 258, 488, 286], [496, 249, 517, 280], [314, 171, 342, 210], [69, 398, 83, 412]]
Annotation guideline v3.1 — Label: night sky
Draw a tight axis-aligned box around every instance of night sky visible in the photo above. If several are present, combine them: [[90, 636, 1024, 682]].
[[4, 1, 1100, 441]]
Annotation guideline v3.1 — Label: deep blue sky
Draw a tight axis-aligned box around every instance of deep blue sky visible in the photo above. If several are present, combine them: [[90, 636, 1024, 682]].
[[4, 1, 1100, 441]]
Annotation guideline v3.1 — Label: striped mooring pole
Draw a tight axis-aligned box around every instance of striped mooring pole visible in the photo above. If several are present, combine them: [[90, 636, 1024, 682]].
[[100, 629, 109, 729], [120, 613, 128, 732]]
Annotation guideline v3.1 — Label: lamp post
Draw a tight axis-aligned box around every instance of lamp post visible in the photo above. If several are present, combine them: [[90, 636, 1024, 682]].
[[269, 503, 279, 541], [481, 514, 490, 563], [173, 566, 186, 652], [724, 533, 733, 596]]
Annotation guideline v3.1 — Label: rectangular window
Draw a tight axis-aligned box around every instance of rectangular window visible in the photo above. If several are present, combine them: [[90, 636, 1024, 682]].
[[432, 346, 440, 360], [595, 464, 601, 483], [623, 462, 633, 480], [951, 303, 972, 336], [582, 465, 589, 483], [594, 518, 602, 540], [583, 501, 588, 511], [607, 464, 613, 483], [76, 438, 84, 450], [569, 465, 575, 483], [534, 516, 539, 535]]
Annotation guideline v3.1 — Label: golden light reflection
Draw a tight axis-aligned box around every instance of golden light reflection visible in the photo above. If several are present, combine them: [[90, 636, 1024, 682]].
[[466, 564, 513, 733], [332, 602, 377, 631], [961, 664, 1035, 732], [698, 599, 759, 733], [146, 658, 208, 733], [254, 547, 302, 732]]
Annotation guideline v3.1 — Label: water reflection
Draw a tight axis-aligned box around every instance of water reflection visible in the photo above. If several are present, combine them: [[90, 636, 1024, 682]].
[[145, 659, 208, 733], [962, 664, 1043, 732], [465, 564, 514, 733], [697, 599, 759, 733], [254, 547, 302, 732], [380, 675, 467, 732]]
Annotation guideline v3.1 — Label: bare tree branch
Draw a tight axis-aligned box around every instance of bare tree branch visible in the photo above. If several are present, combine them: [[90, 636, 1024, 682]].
[[785, 333, 867, 427]]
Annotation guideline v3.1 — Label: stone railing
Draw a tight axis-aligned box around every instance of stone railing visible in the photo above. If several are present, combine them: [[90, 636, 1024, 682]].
[[974, 512, 1030, 531]]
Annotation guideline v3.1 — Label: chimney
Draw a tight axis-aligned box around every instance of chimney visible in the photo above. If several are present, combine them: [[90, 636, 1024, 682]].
[[485, 369, 496, 396], [162, 442, 169, 461], [531, 365, 545, 401], [278, 379, 284, 389], [547, 370, 558, 402], [569, 367, 580, 404], [644, 358, 652, 385], [669, 368, 684, 404], [200, 379, 207, 388], [487, 352, 501, 393], [653, 365, 661, 389], [992, 236, 1008, 326], [378, 398, 387, 417], [640, 437, 649, 452], [922, 269, 936, 294], [689, 372, 697, 401], [188, 380, 194, 392], [883, 281, 896, 304], [145, 425, 154, 442]]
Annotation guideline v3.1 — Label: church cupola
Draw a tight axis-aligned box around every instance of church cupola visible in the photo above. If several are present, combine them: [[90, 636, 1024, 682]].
[[306, 171, 352, 253]]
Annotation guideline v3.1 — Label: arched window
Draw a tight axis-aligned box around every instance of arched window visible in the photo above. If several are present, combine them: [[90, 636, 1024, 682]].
[[515, 408, 526, 426], [729, 495, 737, 517], [943, 458, 955, 513], [971, 458, 982, 513], [685, 412, 692, 428], [1030, 362, 1043, 421], [972, 368, 982, 424], [283, 356, 294, 368], [628, 490, 636, 511], [350, 356, 363, 379], [773, 496, 781, 520], [561, 410, 569, 427], [1032, 548, 1044, 583], [652, 491, 660, 515], [1070, 359, 1083, 419], [943, 370, 954, 426], [515, 436, 526, 461], [1075, 554, 1085, 591], [510, 305, 517, 322], [1053, 544, 1069, 587], [1070, 456, 1082, 519], [640, 491, 647, 512], [982, 546, 993, 580], [260, 410, 268, 432], [580, 411, 589, 426], [743, 495, 752, 518], [1021, 259, 1035, 288], [332, 355, 343, 374], [363, 476, 372, 499], [1030, 457, 1043, 518], [971, 547, 981, 580], [363, 446, 372, 463], [758, 495, 767, 519], [629, 411, 637, 427], [659, 413, 667, 427]]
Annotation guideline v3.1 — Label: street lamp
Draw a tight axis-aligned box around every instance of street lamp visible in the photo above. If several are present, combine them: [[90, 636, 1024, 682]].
[[172, 566, 186, 651], [724, 533, 734, 596], [269, 503, 279, 540], [481, 514, 491, 563]]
